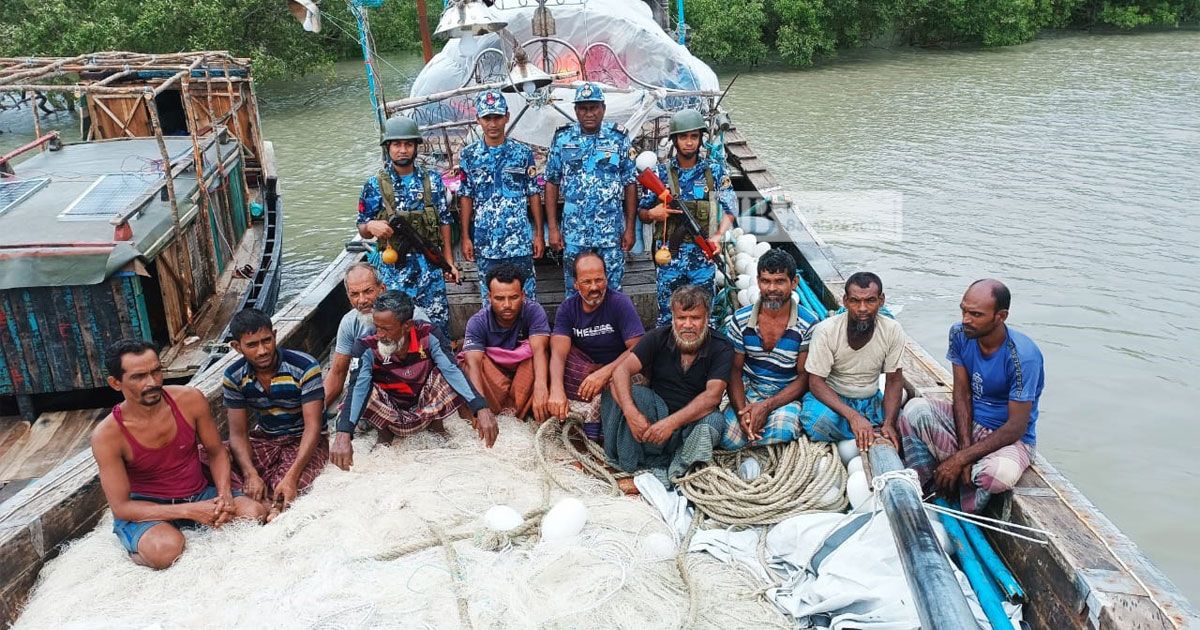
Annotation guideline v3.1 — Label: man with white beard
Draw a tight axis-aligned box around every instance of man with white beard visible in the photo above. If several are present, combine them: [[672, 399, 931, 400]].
[[721, 249, 820, 450], [602, 285, 732, 479], [324, 263, 429, 430]]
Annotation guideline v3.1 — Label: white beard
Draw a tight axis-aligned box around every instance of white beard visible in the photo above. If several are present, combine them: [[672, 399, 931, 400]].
[[376, 339, 397, 363]]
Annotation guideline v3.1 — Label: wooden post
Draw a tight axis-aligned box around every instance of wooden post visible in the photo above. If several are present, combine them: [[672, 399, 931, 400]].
[[416, 0, 434, 63], [180, 72, 221, 280], [145, 91, 198, 325], [27, 91, 43, 151]]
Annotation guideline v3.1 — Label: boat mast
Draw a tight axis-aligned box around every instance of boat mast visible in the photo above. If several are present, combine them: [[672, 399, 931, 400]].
[[349, 0, 389, 135]]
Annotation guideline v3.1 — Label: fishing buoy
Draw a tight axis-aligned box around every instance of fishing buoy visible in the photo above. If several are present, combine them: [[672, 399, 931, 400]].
[[731, 227, 744, 239], [736, 233, 757, 256], [738, 457, 762, 481], [852, 495, 877, 514], [635, 150, 659, 173], [753, 241, 771, 257], [737, 289, 751, 307], [642, 532, 676, 560], [735, 275, 752, 291], [748, 286, 761, 306], [836, 439, 859, 465], [736, 257, 753, 276], [654, 245, 672, 266], [381, 244, 399, 265], [846, 456, 864, 476], [541, 497, 588, 542], [484, 505, 523, 532], [715, 269, 726, 288], [847, 470, 870, 510]]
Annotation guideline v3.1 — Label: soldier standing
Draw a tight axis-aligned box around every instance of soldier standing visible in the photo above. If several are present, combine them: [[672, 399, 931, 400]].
[[638, 109, 737, 325], [458, 89, 544, 300], [356, 115, 460, 335], [544, 82, 637, 296]]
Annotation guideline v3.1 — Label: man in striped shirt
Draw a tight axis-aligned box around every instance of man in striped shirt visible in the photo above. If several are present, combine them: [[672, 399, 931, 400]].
[[223, 308, 327, 520], [720, 249, 819, 450]]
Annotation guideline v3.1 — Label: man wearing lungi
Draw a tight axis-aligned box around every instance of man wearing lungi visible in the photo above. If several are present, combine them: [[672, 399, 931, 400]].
[[602, 285, 731, 479], [223, 308, 328, 519], [721, 249, 820, 449], [332, 291, 495, 470], [545, 251, 645, 440], [800, 272, 906, 452], [461, 262, 551, 422], [899, 279, 1044, 513]]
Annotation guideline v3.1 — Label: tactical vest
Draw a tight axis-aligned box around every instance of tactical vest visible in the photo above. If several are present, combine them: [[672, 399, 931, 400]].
[[365, 323, 435, 410], [376, 167, 442, 248], [655, 163, 718, 254]]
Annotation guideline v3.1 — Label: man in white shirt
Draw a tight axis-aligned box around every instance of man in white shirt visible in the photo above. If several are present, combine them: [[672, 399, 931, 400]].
[[801, 272, 905, 451]]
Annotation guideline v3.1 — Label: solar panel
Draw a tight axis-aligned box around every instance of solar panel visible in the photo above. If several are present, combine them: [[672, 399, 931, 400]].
[[58, 173, 163, 221], [0, 178, 51, 216]]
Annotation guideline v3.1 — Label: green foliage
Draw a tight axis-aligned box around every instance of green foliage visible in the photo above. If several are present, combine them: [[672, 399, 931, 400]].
[[685, 0, 771, 64], [0, 0, 440, 79]]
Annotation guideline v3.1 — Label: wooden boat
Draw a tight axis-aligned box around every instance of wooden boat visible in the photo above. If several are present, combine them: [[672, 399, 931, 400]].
[[0, 52, 282, 546], [2, 10, 1198, 630]]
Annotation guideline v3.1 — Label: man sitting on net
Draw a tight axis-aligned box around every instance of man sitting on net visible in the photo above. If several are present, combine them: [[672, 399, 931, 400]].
[[601, 285, 732, 480]]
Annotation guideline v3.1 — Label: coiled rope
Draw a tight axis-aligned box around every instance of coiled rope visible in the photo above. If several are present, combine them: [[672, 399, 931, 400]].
[[674, 438, 849, 526]]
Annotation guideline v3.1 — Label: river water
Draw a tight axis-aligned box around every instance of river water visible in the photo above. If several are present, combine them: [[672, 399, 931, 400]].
[[2, 30, 1195, 603]]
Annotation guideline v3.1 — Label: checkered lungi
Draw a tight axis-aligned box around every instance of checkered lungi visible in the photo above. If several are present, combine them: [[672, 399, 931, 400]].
[[361, 368, 464, 436], [563, 346, 604, 440], [718, 382, 803, 450], [797, 390, 885, 443]]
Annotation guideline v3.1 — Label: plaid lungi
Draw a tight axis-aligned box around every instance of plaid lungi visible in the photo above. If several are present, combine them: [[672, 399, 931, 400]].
[[899, 396, 1035, 513], [719, 382, 802, 450], [361, 368, 464, 436], [797, 390, 884, 443], [247, 432, 329, 493], [563, 346, 603, 439]]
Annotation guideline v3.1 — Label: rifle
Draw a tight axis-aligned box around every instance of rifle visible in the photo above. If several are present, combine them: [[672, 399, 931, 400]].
[[387, 214, 461, 284], [635, 151, 720, 261]]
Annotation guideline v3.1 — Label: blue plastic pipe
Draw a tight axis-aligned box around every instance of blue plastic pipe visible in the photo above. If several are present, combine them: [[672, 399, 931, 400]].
[[961, 518, 1026, 603], [797, 277, 826, 319], [935, 499, 1012, 629], [677, 0, 686, 44]]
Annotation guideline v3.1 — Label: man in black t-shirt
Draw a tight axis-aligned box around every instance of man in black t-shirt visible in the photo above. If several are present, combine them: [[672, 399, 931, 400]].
[[602, 285, 733, 479]]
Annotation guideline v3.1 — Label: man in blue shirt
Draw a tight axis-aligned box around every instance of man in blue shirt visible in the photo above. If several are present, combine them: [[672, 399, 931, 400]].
[[638, 109, 737, 325], [544, 82, 637, 296], [357, 115, 460, 335], [223, 308, 327, 520], [899, 279, 1045, 513], [459, 89, 544, 301]]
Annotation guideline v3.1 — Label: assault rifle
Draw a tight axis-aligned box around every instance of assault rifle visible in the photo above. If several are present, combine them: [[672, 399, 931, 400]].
[[635, 151, 720, 260], [387, 215, 461, 283]]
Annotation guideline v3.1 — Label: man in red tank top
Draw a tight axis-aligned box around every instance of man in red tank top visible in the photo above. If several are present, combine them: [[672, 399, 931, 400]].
[[91, 340, 267, 569]]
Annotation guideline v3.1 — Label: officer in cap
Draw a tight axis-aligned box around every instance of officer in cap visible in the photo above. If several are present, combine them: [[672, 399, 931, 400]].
[[458, 89, 544, 301], [638, 108, 737, 325], [544, 82, 637, 296], [357, 115, 460, 335]]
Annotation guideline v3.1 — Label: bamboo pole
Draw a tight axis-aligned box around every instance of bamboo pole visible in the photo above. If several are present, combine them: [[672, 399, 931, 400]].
[[416, 0, 434, 62], [27, 92, 43, 150], [181, 72, 220, 280], [0, 55, 86, 85], [146, 91, 198, 323]]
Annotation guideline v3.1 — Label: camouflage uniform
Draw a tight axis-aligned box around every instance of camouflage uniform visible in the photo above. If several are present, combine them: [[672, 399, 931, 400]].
[[639, 156, 737, 326], [357, 166, 454, 334], [544, 83, 636, 296], [460, 89, 541, 301]]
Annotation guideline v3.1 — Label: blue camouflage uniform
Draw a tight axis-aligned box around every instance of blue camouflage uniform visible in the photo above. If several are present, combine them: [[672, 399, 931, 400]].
[[357, 166, 454, 334], [460, 89, 541, 301], [544, 83, 636, 296], [639, 155, 737, 325]]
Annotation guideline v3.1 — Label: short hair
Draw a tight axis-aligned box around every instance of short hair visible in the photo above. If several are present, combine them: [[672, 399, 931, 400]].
[[105, 338, 159, 380], [845, 272, 883, 295], [344, 262, 381, 287], [573, 249, 605, 276], [229, 308, 273, 342], [756, 248, 796, 279], [486, 262, 524, 290], [969, 279, 1011, 312], [373, 290, 415, 322], [670, 284, 712, 314]]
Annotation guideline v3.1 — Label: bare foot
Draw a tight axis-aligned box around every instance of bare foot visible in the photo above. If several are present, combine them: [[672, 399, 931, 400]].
[[265, 505, 283, 523], [428, 418, 448, 437], [376, 427, 395, 446]]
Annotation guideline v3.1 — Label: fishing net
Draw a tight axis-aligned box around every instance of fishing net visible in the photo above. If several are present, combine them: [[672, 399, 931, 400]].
[[15, 413, 791, 629]]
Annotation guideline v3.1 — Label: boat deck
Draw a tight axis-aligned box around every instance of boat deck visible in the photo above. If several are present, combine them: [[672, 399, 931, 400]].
[[0, 409, 105, 506]]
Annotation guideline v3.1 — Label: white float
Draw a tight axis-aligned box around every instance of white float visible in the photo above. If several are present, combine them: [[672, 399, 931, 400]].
[[484, 505, 523, 532], [846, 456, 864, 476], [642, 532, 677, 560], [846, 470, 870, 510], [541, 497, 589, 542], [836, 439, 859, 465], [753, 241, 771, 257]]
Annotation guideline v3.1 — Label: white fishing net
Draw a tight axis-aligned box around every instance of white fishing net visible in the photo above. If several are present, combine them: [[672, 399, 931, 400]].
[[15, 413, 790, 629]]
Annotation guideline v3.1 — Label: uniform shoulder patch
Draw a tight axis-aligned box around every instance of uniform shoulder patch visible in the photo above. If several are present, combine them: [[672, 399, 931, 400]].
[[612, 123, 626, 135], [720, 174, 732, 189], [554, 124, 572, 136]]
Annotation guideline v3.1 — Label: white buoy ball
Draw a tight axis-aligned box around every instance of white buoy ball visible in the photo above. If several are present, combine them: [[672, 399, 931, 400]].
[[642, 532, 677, 560], [851, 495, 878, 514], [738, 457, 762, 481], [736, 234, 758, 255], [753, 241, 771, 257], [715, 269, 726, 288], [737, 289, 751, 307], [748, 286, 761, 305], [847, 470, 870, 510], [484, 505, 523, 532], [735, 275, 752, 291], [541, 497, 588, 542], [635, 151, 659, 173], [836, 439, 859, 465], [731, 227, 744, 239], [846, 456, 865, 476]]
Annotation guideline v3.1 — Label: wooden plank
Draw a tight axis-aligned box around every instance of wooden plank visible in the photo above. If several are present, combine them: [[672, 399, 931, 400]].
[[0, 420, 32, 461], [0, 409, 101, 482]]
